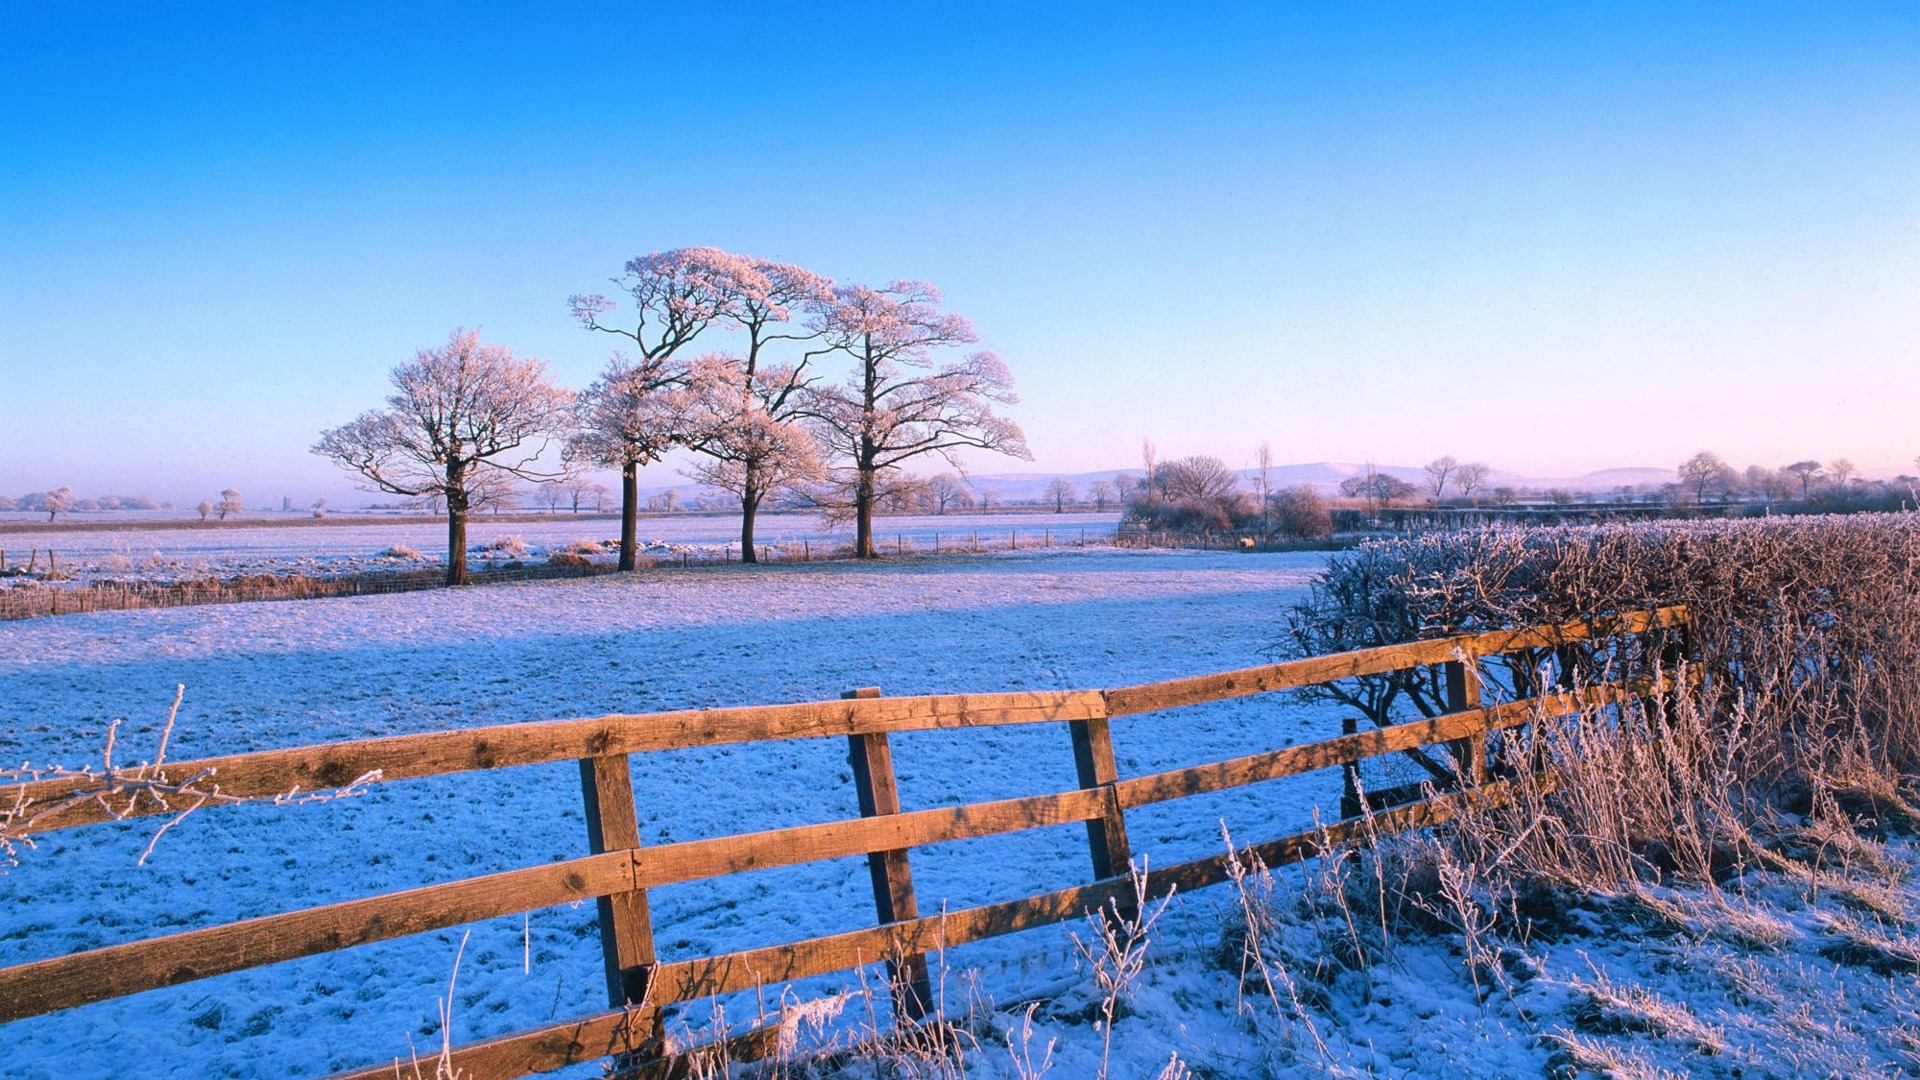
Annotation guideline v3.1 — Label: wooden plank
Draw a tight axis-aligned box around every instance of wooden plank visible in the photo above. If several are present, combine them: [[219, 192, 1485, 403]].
[[336, 780, 1522, 1080], [628, 786, 1106, 891], [1104, 606, 1688, 716], [1111, 682, 1647, 810], [1068, 716, 1133, 881], [3, 690, 1109, 836], [844, 686, 931, 1021], [0, 851, 634, 1024], [580, 755, 657, 1009], [323, 1007, 662, 1080]]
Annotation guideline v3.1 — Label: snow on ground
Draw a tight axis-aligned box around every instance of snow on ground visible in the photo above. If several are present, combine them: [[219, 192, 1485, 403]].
[[0, 511, 1121, 586], [0, 548, 1342, 1080]]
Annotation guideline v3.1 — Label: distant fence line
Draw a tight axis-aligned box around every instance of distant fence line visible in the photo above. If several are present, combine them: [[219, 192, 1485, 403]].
[[0, 527, 1114, 621]]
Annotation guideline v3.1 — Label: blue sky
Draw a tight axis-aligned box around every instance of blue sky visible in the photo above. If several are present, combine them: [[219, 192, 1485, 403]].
[[4, 2, 1918, 504]]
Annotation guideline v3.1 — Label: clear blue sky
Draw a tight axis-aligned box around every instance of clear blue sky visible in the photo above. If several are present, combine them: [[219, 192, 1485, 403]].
[[4, 2, 1918, 504]]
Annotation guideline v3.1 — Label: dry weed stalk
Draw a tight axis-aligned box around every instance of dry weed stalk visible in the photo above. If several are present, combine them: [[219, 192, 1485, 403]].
[[1068, 859, 1174, 1080], [0, 684, 380, 869]]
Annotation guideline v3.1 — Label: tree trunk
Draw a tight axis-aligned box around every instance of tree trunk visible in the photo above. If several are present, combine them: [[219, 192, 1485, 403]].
[[854, 465, 877, 559], [619, 462, 638, 572], [445, 464, 470, 586], [740, 468, 760, 565]]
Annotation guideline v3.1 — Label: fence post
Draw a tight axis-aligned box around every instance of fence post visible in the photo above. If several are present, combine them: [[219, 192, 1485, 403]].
[[1069, 713, 1133, 901], [1340, 715, 1361, 818], [1444, 649, 1488, 787], [844, 686, 933, 1021], [578, 754, 660, 1029]]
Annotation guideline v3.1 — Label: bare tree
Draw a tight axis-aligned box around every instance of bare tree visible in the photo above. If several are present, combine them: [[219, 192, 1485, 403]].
[[217, 488, 244, 520], [1455, 462, 1490, 501], [1423, 455, 1458, 504], [195, 499, 213, 522], [1254, 441, 1274, 532], [1269, 484, 1333, 540], [1045, 476, 1077, 512], [809, 280, 1030, 558], [1677, 450, 1736, 505], [1141, 439, 1158, 499], [1829, 457, 1857, 488], [313, 329, 573, 585], [926, 472, 971, 515], [1783, 460, 1824, 499], [1087, 478, 1119, 512]]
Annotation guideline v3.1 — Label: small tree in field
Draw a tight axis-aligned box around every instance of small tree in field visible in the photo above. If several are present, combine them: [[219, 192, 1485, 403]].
[[1783, 460, 1823, 499], [1455, 461, 1490, 501], [217, 489, 244, 520], [1677, 450, 1735, 505], [1269, 484, 1333, 540], [1045, 476, 1077, 512], [1087, 478, 1118, 512], [810, 280, 1029, 558], [1829, 457, 1857, 488], [926, 472, 971, 515], [313, 329, 573, 585], [42, 486, 75, 522], [195, 499, 213, 522], [1423, 456, 1458, 504]]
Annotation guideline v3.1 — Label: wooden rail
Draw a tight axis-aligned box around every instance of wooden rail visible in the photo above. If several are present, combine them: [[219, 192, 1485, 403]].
[[0, 605, 1690, 1079]]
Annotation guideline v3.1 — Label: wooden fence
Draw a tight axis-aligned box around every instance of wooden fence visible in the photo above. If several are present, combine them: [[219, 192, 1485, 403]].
[[0, 606, 1691, 1078]]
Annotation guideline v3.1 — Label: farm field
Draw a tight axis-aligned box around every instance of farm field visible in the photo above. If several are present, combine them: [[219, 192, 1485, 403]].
[[0, 548, 1341, 1079], [0, 511, 1123, 585]]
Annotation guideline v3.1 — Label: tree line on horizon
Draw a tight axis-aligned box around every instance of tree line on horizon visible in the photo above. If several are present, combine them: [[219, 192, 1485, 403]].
[[310, 248, 1030, 584]]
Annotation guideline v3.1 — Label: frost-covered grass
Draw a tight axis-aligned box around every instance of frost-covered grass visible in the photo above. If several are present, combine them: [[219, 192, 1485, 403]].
[[0, 548, 1336, 1080]]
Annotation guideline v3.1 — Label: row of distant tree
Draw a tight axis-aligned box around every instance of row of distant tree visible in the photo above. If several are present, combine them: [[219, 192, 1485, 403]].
[[9, 486, 259, 523], [313, 248, 1031, 584]]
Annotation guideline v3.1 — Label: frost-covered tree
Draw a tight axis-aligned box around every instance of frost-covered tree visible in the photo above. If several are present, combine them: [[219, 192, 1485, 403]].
[[681, 353, 825, 558], [926, 472, 972, 515], [1045, 476, 1077, 512], [195, 499, 214, 522], [810, 281, 1029, 558], [567, 353, 692, 568], [41, 486, 74, 522], [217, 488, 244, 520], [313, 328, 573, 585]]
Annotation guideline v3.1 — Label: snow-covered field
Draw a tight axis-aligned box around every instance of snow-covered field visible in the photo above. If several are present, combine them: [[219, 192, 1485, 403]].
[[0, 511, 1121, 585], [8, 547, 1912, 1080], [0, 548, 1338, 1079]]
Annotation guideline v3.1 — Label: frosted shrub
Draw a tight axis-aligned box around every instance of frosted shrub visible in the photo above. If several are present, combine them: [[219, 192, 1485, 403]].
[[383, 545, 425, 560], [1281, 514, 1920, 890], [483, 535, 530, 559]]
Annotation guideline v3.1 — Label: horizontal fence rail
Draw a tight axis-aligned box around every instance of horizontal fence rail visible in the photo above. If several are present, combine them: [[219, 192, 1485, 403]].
[[0, 605, 1691, 1079]]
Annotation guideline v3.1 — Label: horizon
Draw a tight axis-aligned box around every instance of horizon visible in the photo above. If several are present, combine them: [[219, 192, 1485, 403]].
[[5, 4, 1918, 504]]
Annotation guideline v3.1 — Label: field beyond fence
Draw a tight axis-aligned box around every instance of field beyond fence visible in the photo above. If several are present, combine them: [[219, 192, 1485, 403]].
[[0, 605, 1689, 1079], [0, 525, 1107, 621]]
